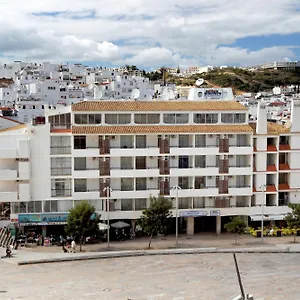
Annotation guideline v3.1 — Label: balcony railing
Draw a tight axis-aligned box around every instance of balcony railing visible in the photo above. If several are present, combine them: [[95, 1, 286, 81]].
[[51, 189, 72, 197], [50, 146, 71, 155], [51, 168, 72, 176]]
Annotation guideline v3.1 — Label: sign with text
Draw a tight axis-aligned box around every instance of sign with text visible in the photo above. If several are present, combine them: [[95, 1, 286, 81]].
[[18, 213, 69, 225], [180, 211, 208, 217], [210, 210, 221, 216]]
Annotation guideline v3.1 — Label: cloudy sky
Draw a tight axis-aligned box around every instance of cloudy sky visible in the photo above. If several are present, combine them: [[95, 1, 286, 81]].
[[1, 0, 300, 69]]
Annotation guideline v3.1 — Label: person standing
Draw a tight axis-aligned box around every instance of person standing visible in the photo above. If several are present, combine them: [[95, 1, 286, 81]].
[[70, 240, 76, 253]]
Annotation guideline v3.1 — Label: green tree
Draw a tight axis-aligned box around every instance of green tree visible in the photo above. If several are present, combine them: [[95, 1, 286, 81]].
[[285, 203, 300, 243], [224, 216, 247, 244], [137, 196, 172, 249], [65, 201, 100, 251]]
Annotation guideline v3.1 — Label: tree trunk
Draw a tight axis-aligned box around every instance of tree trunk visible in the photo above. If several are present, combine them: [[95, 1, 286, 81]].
[[148, 231, 154, 249], [79, 241, 82, 251], [294, 234, 296, 244], [234, 233, 237, 244]]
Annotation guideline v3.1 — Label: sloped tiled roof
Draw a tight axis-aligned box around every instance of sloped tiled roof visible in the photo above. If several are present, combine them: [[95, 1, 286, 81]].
[[0, 124, 27, 133], [72, 101, 247, 112], [249, 122, 291, 135], [72, 125, 253, 135]]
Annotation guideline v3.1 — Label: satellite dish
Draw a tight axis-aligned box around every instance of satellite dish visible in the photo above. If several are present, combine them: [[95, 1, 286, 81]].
[[168, 90, 175, 100], [131, 89, 140, 99], [195, 78, 204, 86], [94, 87, 103, 99]]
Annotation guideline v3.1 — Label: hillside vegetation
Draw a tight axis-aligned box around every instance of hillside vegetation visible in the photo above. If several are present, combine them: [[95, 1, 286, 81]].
[[168, 68, 300, 94]]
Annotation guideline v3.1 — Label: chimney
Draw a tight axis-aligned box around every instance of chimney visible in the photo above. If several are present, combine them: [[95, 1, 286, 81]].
[[291, 99, 300, 132], [256, 101, 267, 134]]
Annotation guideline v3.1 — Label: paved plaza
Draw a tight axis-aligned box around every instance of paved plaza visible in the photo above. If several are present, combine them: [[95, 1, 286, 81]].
[[0, 253, 299, 300]]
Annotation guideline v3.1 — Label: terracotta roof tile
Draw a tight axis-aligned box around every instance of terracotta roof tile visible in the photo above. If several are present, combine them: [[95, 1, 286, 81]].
[[279, 183, 290, 190], [266, 185, 277, 192], [72, 125, 254, 135], [249, 122, 291, 135], [0, 116, 24, 125], [279, 164, 290, 170], [0, 124, 27, 133], [72, 101, 247, 112]]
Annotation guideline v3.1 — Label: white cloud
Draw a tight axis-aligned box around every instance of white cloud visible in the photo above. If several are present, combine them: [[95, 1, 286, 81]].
[[0, 0, 300, 67]]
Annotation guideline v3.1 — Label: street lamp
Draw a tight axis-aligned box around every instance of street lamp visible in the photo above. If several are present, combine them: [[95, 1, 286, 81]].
[[172, 185, 181, 247], [103, 186, 112, 249], [260, 184, 267, 242]]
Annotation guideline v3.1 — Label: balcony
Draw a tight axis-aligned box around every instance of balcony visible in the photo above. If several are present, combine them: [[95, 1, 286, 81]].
[[229, 165, 252, 175], [267, 145, 277, 152], [228, 186, 252, 196], [266, 185, 277, 192], [73, 148, 99, 157], [51, 168, 72, 176], [171, 167, 218, 177], [0, 169, 18, 180], [73, 190, 100, 200], [278, 183, 290, 191], [0, 191, 18, 202], [110, 168, 160, 178], [73, 169, 99, 178], [266, 165, 277, 172], [111, 189, 159, 199], [279, 163, 290, 171], [51, 189, 72, 197], [50, 146, 71, 155], [229, 145, 252, 155], [279, 144, 291, 151], [110, 147, 159, 157]]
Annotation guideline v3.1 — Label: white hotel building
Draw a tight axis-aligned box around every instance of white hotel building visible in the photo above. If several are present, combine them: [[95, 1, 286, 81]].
[[1, 87, 300, 236]]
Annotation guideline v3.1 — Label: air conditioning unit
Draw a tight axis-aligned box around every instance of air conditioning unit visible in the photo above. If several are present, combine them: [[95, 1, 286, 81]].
[[111, 136, 116, 140], [228, 134, 234, 138], [149, 177, 154, 180], [149, 156, 154, 159], [208, 134, 214, 138], [170, 135, 176, 138]]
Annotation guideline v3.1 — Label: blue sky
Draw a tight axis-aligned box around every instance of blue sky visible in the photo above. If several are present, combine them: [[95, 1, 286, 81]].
[[1, 0, 300, 68]]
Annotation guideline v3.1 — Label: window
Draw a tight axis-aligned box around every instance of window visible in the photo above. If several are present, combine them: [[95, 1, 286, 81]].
[[136, 135, 146, 148], [221, 113, 246, 123], [195, 135, 206, 147], [51, 136, 71, 154], [51, 157, 72, 175], [74, 179, 87, 192], [135, 198, 147, 210], [121, 178, 134, 191], [179, 135, 190, 148], [178, 177, 189, 189], [74, 114, 102, 124], [105, 114, 131, 124], [26, 201, 42, 213], [195, 156, 206, 168], [195, 177, 205, 189], [121, 199, 133, 211], [136, 157, 146, 169], [74, 136, 86, 149], [163, 113, 189, 124], [120, 135, 133, 148], [44, 200, 58, 212], [136, 178, 147, 190], [74, 157, 86, 170], [51, 179, 71, 197], [194, 113, 218, 124], [121, 157, 133, 169], [134, 114, 160, 124]]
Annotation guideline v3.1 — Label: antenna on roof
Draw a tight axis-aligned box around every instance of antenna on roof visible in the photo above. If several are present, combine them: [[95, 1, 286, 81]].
[[195, 78, 204, 86]]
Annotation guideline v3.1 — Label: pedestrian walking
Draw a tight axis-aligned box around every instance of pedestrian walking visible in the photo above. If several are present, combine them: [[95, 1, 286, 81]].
[[70, 240, 76, 253]]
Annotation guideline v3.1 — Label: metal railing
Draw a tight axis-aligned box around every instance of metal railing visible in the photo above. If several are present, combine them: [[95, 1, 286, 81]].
[[51, 189, 72, 197]]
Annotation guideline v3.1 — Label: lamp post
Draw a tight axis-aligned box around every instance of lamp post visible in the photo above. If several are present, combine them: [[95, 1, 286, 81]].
[[260, 184, 266, 243], [172, 185, 181, 247], [103, 186, 112, 249]]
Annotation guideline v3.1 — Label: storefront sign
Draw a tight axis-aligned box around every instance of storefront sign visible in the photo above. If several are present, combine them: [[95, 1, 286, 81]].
[[204, 89, 222, 99], [180, 211, 208, 217], [18, 213, 69, 226], [210, 210, 220, 216]]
